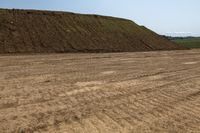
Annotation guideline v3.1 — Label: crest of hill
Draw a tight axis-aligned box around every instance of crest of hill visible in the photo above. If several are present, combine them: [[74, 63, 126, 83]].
[[0, 8, 187, 53]]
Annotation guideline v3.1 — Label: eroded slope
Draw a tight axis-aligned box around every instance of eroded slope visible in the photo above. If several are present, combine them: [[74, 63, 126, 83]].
[[0, 9, 186, 53]]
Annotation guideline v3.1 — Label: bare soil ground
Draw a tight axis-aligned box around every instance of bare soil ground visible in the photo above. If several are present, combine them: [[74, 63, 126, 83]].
[[0, 49, 200, 133]]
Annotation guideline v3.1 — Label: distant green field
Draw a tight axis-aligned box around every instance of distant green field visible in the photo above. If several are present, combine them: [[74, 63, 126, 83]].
[[172, 37, 200, 48]]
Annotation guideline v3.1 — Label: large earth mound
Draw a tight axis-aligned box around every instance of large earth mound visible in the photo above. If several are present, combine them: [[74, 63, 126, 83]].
[[0, 9, 186, 53]]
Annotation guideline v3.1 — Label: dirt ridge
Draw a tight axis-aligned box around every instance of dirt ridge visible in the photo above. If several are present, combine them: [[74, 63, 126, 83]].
[[0, 8, 186, 53]]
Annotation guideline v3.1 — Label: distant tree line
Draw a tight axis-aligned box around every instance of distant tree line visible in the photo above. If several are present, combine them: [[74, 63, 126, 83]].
[[162, 35, 195, 40]]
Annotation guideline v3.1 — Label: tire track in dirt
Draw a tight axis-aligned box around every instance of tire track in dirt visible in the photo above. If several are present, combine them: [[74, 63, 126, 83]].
[[0, 71, 199, 121], [0, 50, 200, 133], [35, 75, 199, 132], [3, 77, 198, 132]]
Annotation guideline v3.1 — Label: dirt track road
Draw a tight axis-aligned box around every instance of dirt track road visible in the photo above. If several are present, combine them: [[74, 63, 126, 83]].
[[0, 49, 200, 133]]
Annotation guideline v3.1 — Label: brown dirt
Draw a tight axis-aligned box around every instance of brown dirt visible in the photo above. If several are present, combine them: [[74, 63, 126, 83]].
[[0, 9, 187, 54], [0, 49, 200, 133]]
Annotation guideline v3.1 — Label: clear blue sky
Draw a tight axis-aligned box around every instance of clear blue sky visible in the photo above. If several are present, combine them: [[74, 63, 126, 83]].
[[0, 0, 199, 36]]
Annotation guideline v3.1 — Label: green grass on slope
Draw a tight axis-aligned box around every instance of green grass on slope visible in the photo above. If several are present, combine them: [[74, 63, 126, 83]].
[[173, 37, 200, 48]]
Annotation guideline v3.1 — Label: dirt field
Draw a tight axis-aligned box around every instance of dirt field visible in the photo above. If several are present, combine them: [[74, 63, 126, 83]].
[[0, 49, 200, 133]]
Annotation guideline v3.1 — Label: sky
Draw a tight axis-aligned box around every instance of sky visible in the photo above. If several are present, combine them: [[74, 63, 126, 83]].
[[0, 0, 199, 37]]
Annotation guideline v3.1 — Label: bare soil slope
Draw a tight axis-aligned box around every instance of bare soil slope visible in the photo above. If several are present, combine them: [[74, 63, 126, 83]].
[[0, 49, 200, 133], [0, 9, 186, 53]]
